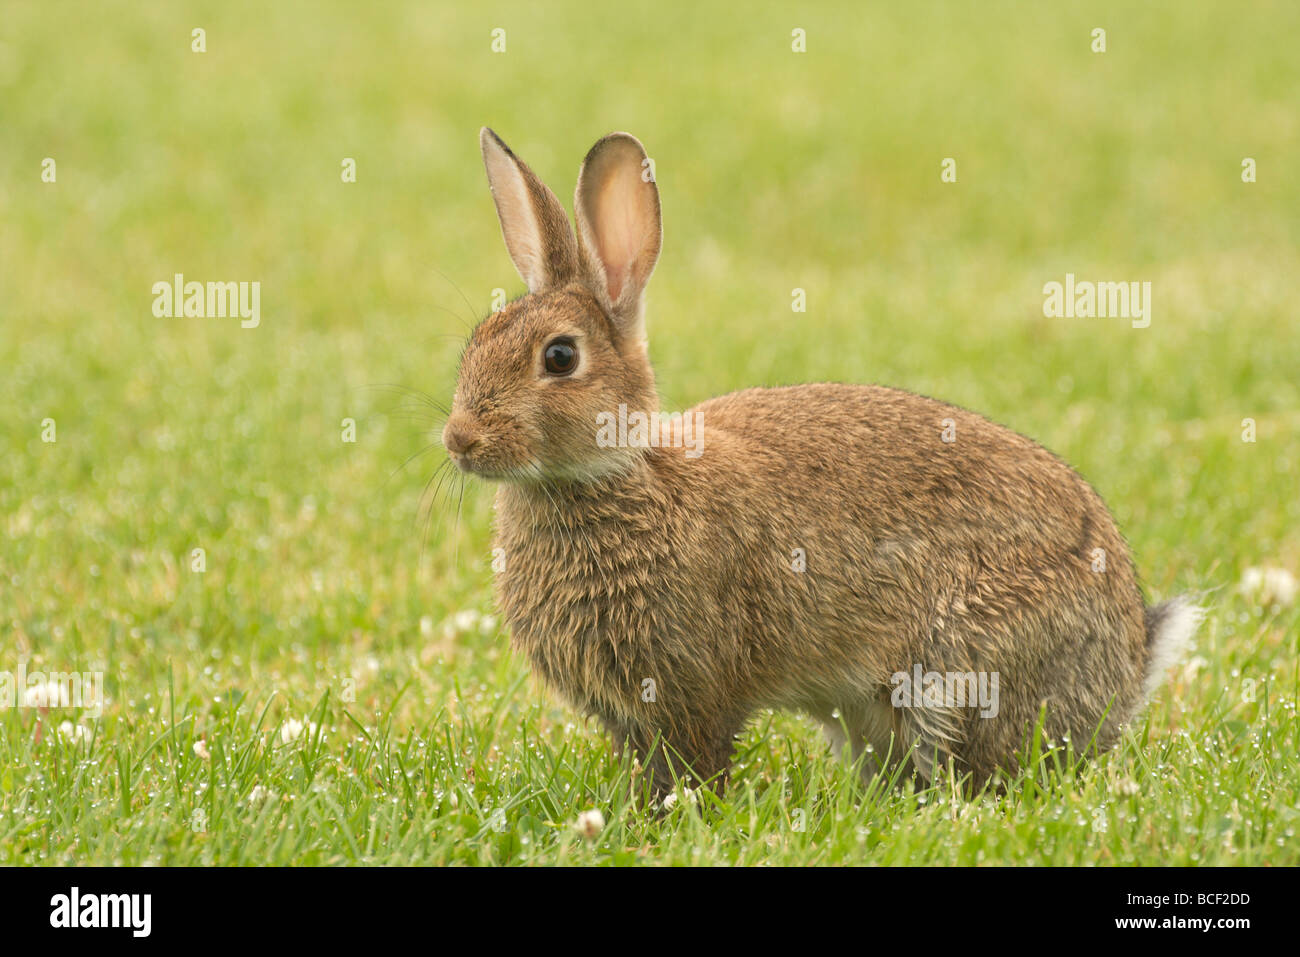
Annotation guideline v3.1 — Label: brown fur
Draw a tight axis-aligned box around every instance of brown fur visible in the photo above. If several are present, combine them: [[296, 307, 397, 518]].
[[442, 129, 1194, 798]]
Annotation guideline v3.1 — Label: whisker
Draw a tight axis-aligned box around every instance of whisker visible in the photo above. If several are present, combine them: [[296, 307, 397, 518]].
[[389, 443, 442, 483], [416, 459, 450, 532], [430, 265, 486, 331], [453, 473, 467, 568], [419, 456, 466, 572], [383, 410, 448, 427], [417, 460, 454, 570], [430, 458, 460, 513], [384, 405, 448, 418], [361, 383, 452, 417], [360, 383, 434, 400], [430, 305, 475, 336]]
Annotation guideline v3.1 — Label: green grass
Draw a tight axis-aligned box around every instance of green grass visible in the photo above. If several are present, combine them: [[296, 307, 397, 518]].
[[1, 0, 1297, 865]]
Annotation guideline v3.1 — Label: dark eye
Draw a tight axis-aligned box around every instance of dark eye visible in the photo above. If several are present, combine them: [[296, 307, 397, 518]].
[[543, 338, 578, 376]]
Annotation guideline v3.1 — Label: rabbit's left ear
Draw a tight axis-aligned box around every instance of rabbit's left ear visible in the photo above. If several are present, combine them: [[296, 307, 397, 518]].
[[574, 133, 662, 345]]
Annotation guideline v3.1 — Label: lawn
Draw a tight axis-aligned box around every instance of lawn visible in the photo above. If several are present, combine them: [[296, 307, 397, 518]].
[[1, 0, 1297, 865]]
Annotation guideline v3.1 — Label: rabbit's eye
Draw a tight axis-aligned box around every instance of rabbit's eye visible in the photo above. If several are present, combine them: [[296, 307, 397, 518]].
[[543, 339, 578, 376]]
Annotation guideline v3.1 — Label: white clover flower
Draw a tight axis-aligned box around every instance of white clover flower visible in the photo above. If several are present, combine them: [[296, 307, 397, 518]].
[[248, 785, 275, 805], [453, 609, 481, 633], [1111, 777, 1140, 796], [24, 679, 72, 710], [57, 721, 89, 743], [574, 809, 605, 839], [1239, 566, 1298, 607], [193, 739, 211, 761], [280, 718, 319, 744], [661, 787, 697, 812]]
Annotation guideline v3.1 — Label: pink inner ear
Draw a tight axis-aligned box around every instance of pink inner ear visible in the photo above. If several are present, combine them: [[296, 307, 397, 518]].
[[594, 169, 645, 303]]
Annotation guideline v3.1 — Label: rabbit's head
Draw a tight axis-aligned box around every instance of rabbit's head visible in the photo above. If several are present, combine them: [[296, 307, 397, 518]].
[[442, 129, 663, 484]]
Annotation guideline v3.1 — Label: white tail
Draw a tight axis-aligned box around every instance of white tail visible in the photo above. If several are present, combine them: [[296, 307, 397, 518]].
[[1142, 596, 1205, 698]]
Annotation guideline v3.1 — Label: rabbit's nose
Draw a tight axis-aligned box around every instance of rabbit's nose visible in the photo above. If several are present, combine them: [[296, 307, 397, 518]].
[[441, 417, 479, 456]]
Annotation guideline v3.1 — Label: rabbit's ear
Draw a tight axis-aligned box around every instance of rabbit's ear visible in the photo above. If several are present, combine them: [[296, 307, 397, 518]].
[[480, 128, 580, 293], [574, 133, 662, 344]]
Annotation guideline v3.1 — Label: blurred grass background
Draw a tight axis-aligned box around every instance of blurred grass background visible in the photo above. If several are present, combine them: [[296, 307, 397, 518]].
[[0, 1, 1297, 864]]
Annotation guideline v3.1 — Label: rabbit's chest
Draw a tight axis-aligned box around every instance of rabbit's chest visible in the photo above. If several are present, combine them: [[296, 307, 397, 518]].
[[492, 512, 680, 714]]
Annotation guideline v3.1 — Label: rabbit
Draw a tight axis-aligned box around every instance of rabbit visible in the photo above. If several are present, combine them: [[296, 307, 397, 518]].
[[440, 127, 1202, 798]]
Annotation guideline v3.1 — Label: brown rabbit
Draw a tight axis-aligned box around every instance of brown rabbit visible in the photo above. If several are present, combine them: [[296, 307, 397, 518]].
[[441, 128, 1201, 798]]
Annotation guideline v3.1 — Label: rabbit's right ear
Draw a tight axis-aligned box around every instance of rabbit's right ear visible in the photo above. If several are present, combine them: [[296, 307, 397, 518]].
[[480, 128, 580, 293]]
